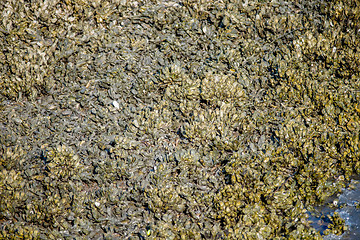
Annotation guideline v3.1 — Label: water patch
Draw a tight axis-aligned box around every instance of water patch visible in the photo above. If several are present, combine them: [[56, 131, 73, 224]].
[[309, 179, 360, 239]]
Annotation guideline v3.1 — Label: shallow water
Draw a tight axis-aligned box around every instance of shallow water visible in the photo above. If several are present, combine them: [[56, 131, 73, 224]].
[[309, 179, 360, 240]]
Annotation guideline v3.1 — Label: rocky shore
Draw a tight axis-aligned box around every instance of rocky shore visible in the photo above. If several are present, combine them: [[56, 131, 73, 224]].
[[1, 0, 359, 239]]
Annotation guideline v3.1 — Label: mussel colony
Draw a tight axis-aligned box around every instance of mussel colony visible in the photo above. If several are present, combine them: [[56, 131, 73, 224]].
[[0, 0, 359, 239]]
